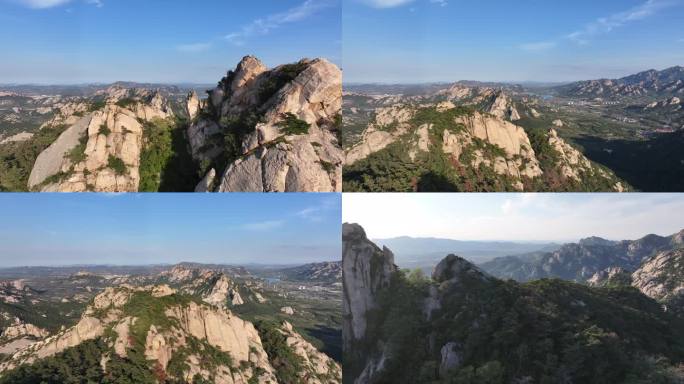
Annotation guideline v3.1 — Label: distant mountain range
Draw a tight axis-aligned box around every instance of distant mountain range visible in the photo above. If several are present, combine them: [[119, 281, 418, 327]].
[[372, 236, 560, 269], [480, 229, 684, 282], [554, 66, 684, 99]]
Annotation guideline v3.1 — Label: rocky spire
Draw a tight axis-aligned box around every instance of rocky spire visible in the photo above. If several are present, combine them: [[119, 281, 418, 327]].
[[342, 223, 396, 347]]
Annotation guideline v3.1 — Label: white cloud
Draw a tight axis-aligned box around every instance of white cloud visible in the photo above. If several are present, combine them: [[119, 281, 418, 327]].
[[242, 220, 285, 231], [429, 0, 447, 6], [295, 195, 339, 222], [520, 41, 557, 51], [176, 42, 212, 53], [85, 0, 102, 7], [225, 0, 336, 45], [567, 0, 676, 44]]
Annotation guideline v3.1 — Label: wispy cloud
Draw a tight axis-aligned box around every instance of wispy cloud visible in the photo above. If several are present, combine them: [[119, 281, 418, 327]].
[[567, 0, 676, 44], [242, 220, 285, 231], [520, 41, 557, 51], [429, 0, 447, 6], [176, 42, 212, 53], [13, 0, 102, 8], [225, 0, 336, 46]]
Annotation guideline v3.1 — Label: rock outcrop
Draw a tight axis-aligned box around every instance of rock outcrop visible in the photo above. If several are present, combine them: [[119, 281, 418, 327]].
[[632, 249, 684, 304], [188, 56, 343, 192], [484, 91, 520, 121], [28, 89, 173, 192], [442, 112, 543, 189], [1, 322, 48, 340]]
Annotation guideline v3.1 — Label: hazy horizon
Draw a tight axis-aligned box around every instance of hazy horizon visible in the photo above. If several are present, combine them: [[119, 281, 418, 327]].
[[343, 194, 684, 242], [0, 193, 341, 267], [344, 0, 684, 83]]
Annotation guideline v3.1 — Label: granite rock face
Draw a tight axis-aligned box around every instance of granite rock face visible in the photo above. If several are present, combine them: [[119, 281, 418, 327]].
[[189, 56, 343, 192], [28, 89, 173, 192]]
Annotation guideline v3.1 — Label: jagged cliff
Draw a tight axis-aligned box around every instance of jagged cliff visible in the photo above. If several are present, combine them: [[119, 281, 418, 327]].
[[188, 56, 342, 192], [342, 224, 684, 384]]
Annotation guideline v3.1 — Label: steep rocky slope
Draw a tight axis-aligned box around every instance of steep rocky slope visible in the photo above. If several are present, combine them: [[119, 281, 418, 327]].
[[343, 224, 684, 384], [188, 56, 342, 192], [343, 100, 625, 192], [481, 229, 684, 282], [28, 89, 173, 192], [590, 248, 684, 313], [0, 284, 340, 384]]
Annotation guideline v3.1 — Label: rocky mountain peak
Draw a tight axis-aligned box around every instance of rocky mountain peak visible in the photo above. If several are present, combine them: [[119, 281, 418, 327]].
[[578, 236, 615, 247], [189, 56, 342, 192], [432, 254, 488, 284]]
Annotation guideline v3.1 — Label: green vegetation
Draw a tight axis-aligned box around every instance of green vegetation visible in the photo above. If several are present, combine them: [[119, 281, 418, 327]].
[[0, 339, 106, 384], [0, 124, 69, 191], [278, 113, 310, 135], [115, 98, 137, 109], [99, 124, 111, 136], [138, 118, 199, 192], [255, 321, 305, 384], [107, 155, 127, 175], [343, 139, 518, 192], [66, 133, 88, 164], [351, 269, 684, 384], [410, 106, 472, 139], [202, 110, 262, 177], [88, 100, 106, 112], [258, 61, 308, 104]]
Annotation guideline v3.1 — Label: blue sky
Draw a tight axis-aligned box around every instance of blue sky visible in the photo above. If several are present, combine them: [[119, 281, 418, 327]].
[[344, 0, 684, 83], [0, 193, 341, 267], [344, 193, 684, 242], [0, 0, 341, 84]]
